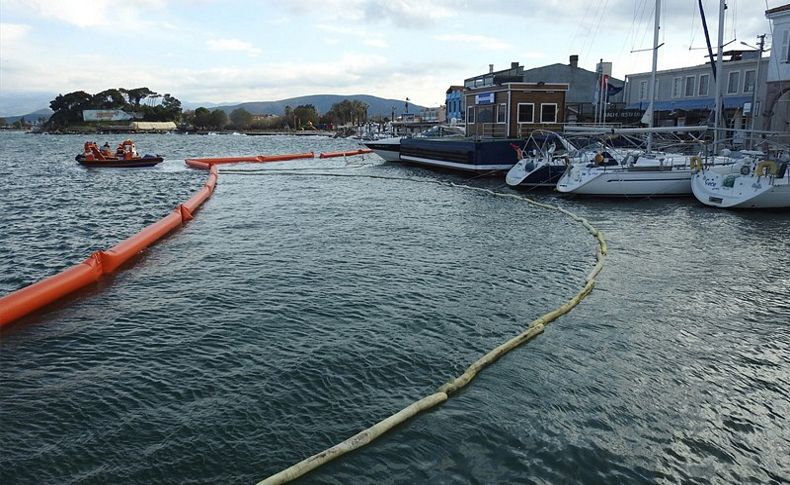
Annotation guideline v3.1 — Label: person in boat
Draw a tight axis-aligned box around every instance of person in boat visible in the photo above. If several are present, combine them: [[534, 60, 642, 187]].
[[101, 142, 112, 157]]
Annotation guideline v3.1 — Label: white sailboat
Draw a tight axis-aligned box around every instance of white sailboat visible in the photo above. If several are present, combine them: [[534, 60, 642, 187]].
[[691, 153, 790, 208], [688, 0, 790, 209], [556, 0, 704, 197]]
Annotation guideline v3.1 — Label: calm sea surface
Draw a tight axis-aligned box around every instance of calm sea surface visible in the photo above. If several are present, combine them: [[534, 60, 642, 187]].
[[1, 131, 788, 484]]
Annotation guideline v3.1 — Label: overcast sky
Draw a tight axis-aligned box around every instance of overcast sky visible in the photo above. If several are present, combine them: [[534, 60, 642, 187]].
[[0, 0, 785, 109]]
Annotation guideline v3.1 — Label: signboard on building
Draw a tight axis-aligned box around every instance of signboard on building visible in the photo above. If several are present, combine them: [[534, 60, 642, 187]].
[[475, 93, 495, 105], [83, 110, 133, 122]]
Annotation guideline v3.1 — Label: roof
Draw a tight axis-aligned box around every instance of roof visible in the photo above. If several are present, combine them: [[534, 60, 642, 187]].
[[131, 121, 177, 130], [766, 4, 790, 15]]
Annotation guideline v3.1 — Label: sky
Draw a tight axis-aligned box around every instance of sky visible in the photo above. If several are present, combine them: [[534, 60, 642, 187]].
[[0, 0, 786, 113]]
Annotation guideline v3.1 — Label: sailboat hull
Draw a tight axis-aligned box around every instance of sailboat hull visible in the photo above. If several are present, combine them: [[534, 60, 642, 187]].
[[557, 166, 693, 196], [691, 166, 790, 208]]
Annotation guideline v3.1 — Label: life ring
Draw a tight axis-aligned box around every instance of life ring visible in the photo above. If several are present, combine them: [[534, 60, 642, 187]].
[[754, 160, 778, 177], [594, 153, 604, 165], [689, 156, 703, 171]]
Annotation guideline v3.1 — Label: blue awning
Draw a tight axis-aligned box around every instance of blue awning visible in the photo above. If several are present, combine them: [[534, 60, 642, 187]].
[[626, 96, 752, 111]]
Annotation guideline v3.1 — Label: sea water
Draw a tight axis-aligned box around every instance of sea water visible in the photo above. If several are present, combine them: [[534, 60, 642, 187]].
[[1, 131, 788, 483]]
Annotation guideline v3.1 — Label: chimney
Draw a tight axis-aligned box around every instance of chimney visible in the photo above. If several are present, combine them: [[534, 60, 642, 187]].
[[569, 54, 579, 68], [511, 61, 519, 69], [489, 64, 494, 73]]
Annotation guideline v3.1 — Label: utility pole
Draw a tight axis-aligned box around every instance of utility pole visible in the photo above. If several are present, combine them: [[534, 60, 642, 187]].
[[749, 34, 766, 149]]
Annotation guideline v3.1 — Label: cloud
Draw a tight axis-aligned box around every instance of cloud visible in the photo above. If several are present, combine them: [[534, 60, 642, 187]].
[[286, 0, 454, 28], [433, 34, 511, 50], [0, 23, 31, 45], [364, 39, 389, 48], [206, 38, 262, 56], [3, 0, 169, 30]]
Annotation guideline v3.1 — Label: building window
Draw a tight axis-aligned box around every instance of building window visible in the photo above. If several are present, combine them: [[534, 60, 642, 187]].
[[698, 74, 709, 96], [639, 81, 648, 100], [684, 75, 695, 97], [467, 106, 475, 124], [540, 103, 557, 123], [727, 71, 740, 94], [744, 70, 756, 93], [783, 29, 790, 63], [497, 103, 507, 123], [672, 77, 683, 98], [517, 103, 534, 123]]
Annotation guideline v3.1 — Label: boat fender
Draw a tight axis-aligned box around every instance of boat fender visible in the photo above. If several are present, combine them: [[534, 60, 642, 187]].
[[755, 160, 778, 177], [510, 143, 523, 160], [739, 164, 751, 176], [689, 156, 703, 171]]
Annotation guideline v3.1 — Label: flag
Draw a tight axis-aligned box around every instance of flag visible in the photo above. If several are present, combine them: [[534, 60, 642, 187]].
[[606, 83, 624, 99]]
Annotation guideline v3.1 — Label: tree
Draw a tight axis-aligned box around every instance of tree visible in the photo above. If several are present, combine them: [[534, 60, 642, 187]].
[[125, 87, 156, 108], [293, 104, 318, 129], [48, 90, 92, 127], [89, 88, 127, 109], [193, 107, 211, 129], [208, 109, 228, 130], [230, 108, 253, 130]]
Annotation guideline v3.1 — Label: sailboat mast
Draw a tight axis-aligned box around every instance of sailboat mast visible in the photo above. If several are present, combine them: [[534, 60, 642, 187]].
[[647, 0, 660, 153], [713, 0, 725, 152]]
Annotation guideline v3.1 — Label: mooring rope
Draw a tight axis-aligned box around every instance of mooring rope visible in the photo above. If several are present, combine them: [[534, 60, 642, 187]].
[[222, 169, 608, 485]]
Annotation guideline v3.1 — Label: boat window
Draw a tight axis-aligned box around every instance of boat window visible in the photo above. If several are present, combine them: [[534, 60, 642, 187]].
[[467, 106, 475, 124], [477, 106, 494, 123], [497, 103, 507, 124], [540, 103, 557, 124], [517, 103, 534, 124]]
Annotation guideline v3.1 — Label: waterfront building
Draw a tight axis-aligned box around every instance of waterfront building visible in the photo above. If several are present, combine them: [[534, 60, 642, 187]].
[[462, 58, 624, 126], [464, 82, 568, 138], [623, 50, 768, 144], [765, 4, 790, 140]]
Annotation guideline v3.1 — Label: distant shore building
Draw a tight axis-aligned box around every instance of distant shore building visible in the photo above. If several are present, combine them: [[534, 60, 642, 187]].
[[445, 85, 465, 124], [624, 50, 768, 142]]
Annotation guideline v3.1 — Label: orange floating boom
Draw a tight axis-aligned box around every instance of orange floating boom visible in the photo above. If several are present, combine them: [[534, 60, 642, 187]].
[[0, 165, 219, 328]]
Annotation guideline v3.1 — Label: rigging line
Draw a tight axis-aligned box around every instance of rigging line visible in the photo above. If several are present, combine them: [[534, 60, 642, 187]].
[[585, 0, 612, 63], [689, 0, 699, 48], [568, 0, 600, 56]]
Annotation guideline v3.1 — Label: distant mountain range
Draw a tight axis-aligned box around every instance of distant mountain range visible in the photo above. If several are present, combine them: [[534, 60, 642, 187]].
[[0, 93, 427, 122], [209, 94, 425, 118]]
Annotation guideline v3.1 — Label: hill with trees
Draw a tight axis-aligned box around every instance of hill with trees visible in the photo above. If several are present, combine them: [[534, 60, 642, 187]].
[[214, 94, 425, 118], [45, 88, 182, 129]]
